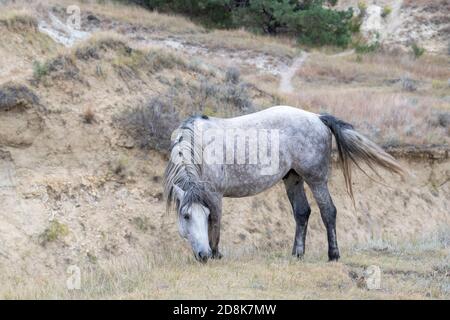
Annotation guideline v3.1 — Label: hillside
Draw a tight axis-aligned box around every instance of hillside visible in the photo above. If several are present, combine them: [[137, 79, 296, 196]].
[[0, 0, 449, 299], [337, 0, 450, 53]]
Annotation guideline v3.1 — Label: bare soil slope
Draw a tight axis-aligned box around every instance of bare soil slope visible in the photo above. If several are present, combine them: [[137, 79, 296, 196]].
[[337, 0, 450, 53]]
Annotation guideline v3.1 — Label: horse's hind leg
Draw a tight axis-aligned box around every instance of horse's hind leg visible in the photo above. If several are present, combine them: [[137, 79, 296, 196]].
[[308, 181, 340, 261], [283, 170, 311, 258]]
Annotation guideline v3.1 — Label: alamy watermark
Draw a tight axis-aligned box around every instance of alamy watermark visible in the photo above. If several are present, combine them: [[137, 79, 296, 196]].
[[66, 265, 81, 290], [66, 5, 81, 30], [365, 265, 381, 290], [171, 122, 280, 175]]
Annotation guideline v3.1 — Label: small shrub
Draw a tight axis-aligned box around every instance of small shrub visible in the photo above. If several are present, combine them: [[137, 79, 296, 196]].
[[223, 83, 253, 111], [431, 111, 450, 128], [112, 156, 129, 177], [114, 50, 147, 72], [349, 16, 363, 33], [95, 64, 105, 78], [381, 6, 392, 18], [198, 78, 254, 113], [0, 82, 39, 111], [354, 41, 380, 54], [33, 55, 80, 82], [358, 1, 367, 16], [117, 94, 180, 151], [225, 67, 240, 84], [431, 79, 447, 90], [411, 42, 425, 59], [75, 36, 127, 61], [401, 76, 417, 92], [33, 61, 49, 80], [87, 251, 98, 263], [39, 220, 69, 246], [145, 49, 186, 73], [187, 59, 216, 77]]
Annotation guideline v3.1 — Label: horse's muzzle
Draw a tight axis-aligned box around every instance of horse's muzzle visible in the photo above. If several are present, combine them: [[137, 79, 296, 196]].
[[196, 250, 211, 263]]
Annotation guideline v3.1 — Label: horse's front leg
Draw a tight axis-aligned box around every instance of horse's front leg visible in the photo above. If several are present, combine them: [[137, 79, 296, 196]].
[[208, 205, 222, 259]]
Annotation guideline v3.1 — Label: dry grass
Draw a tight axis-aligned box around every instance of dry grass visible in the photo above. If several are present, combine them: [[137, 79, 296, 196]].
[[296, 52, 450, 84], [402, 0, 450, 10], [284, 88, 449, 146], [87, 3, 202, 34], [32, 32, 193, 83], [0, 228, 448, 299], [74, 32, 128, 53], [363, 53, 449, 81], [0, 9, 37, 31], [188, 28, 298, 59], [75, 32, 178, 65], [39, 0, 203, 35], [0, 6, 59, 82]]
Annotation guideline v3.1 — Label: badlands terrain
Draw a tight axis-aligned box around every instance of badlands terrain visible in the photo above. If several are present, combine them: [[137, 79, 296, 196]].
[[0, 0, 448, 298]]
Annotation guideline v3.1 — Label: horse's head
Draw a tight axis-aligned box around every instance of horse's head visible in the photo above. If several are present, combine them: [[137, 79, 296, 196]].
[[173, 184, 211, 263]]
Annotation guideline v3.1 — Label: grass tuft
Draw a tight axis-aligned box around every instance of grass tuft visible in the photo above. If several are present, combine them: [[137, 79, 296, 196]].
[[0, 10, 37, 31], [33, 61, 49, 80], [411, 42, 426, 59], [381, 6, 392, 18], [39, 220, 69, 246]]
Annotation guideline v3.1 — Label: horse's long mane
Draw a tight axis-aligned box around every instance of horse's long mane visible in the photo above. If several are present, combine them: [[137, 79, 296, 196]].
[[163, 116, 218, 214]]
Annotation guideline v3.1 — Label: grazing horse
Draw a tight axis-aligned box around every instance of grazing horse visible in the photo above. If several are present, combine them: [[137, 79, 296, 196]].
[[163, 106, 404, 263]]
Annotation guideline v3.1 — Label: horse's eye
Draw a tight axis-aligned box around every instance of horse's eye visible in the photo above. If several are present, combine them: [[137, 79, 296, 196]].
[[183, 214, 190, 221]]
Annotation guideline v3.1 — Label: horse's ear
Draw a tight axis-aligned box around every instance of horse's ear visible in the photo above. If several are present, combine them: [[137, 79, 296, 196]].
[[173, 184, 185, 201]]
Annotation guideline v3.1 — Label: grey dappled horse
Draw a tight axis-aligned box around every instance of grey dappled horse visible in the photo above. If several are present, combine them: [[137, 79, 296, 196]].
[[164, 106, 404, 263]]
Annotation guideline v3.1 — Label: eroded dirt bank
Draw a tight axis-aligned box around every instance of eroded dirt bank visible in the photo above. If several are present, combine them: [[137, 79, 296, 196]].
[[0, 140, 448, 278]]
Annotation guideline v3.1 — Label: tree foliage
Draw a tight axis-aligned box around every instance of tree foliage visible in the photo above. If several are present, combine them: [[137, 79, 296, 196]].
[[129, 0, 353, 47]]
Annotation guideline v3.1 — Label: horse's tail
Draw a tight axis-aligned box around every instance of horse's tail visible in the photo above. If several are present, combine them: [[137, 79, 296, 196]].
[[319, 114, 405, 203]]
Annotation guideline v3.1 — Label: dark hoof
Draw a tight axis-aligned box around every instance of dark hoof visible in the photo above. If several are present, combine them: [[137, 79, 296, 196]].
[[211, 250, 223, 259], [328, 249, 340, 262], [292, 247, 305, 259]]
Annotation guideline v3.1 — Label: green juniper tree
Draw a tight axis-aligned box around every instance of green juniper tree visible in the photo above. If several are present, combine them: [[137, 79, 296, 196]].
[[127, 0, 353, 47]]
